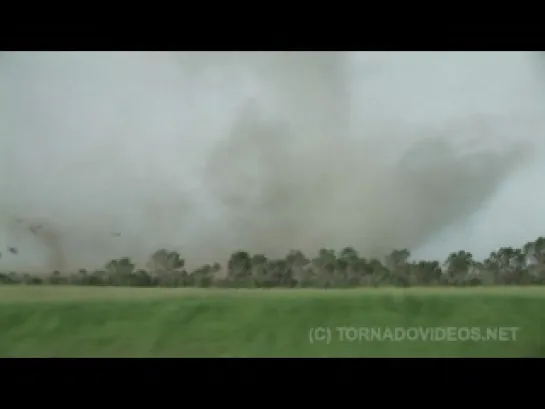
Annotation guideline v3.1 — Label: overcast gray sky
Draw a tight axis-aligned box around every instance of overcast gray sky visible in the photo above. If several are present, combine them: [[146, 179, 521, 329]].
[[1, 51, 544, 272]]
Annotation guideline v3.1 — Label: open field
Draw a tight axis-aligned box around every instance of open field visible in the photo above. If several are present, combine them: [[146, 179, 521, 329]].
[[0, 286, 544, 357]]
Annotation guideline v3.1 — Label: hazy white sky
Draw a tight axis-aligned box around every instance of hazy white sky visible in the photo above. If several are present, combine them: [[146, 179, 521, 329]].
[[1, 51, 544, 272]]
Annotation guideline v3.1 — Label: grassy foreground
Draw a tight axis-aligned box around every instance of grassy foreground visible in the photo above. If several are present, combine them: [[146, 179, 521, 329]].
[[0, 286, 544, 357]]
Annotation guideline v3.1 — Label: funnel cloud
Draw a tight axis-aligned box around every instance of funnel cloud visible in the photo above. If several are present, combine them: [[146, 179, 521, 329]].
[[1, 51, 544, 272]]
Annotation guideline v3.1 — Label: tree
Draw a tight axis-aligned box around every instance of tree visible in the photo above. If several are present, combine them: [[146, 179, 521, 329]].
[[146, 250, 186, 287], [386, 249, 411, 287], [147, 249, 185, 272], [486, 247, 528, 284], [188, 265, 214, 288], [524, 237, 545, 282], [411, 260, 442, 286], [312, 249, 337, 288], [444, 251, 474, 285], [105, 257, 135, 286], [227, 251, 252, 282]]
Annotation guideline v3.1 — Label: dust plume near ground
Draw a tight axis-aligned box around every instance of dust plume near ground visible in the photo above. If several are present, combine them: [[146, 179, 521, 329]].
[[1, 52, 544, 272]]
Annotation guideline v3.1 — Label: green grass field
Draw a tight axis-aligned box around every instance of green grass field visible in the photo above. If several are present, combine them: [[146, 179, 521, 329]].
[[0, 286, 544, 357]]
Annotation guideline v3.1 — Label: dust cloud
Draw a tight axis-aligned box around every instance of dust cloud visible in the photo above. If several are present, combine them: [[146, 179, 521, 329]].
[[1, 51, 544, 272]]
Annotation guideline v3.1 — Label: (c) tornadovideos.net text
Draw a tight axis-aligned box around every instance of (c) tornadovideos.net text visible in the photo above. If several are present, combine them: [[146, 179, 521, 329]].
[[308, 326, 521, 344]]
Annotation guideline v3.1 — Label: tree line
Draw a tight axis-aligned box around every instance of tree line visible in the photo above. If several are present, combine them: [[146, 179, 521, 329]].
[[1, 236, 545, 287]]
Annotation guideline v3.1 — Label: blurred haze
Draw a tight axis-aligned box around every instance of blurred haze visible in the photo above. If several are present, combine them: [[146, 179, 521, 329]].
[[1, 51, 544, 272]]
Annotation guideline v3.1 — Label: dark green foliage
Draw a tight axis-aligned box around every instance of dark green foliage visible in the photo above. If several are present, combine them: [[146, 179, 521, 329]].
[[227, 251, 252, 281], [3, 236, 545, 288]]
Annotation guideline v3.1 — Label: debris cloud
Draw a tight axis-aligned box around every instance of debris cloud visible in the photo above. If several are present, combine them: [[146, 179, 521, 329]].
[[1, 51, 544, 272]]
